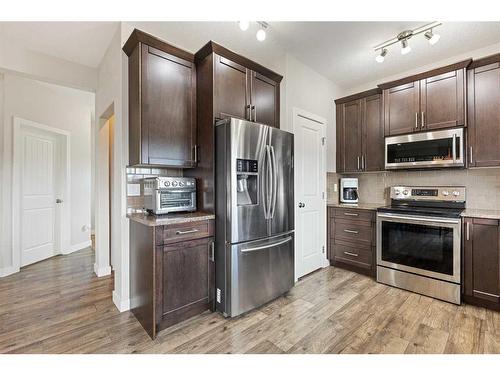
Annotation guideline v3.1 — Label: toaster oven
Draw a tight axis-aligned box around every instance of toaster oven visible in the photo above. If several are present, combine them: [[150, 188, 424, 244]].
[[143, 177, 196, 215]]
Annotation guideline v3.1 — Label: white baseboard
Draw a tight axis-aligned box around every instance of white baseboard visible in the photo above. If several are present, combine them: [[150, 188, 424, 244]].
[[93, 263, 112, 277], [0, 266, 20, 278], [113, 290, 130, 312], [63, 240, 92, 255]]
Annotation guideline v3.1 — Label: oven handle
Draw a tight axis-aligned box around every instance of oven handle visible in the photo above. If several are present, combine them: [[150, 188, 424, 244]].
[[377, 213, 460, 225]]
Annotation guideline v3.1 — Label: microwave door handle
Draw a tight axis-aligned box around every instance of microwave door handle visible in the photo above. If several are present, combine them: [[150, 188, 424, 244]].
[[452, 133, 457, 162]]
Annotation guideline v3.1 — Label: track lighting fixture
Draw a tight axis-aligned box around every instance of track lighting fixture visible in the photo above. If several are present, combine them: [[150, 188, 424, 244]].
[[424, 29, 440, 45], [373, 22, 442, 63], [400, 39, 411, 55], [238, 21, 250, 31], [375, 48, 387, 63], [256, 22, 267, 41]]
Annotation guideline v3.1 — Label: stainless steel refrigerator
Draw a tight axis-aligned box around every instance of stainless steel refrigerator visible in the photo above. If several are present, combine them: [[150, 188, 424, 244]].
[[215, 117, 294, 317]]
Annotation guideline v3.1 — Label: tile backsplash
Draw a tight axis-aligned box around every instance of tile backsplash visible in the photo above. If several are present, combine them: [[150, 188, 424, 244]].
[[327, 168, 500, 210], [126, 167, 182, 213]]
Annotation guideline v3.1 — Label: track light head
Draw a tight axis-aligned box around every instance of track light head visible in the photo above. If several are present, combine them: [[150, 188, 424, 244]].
[[375, 48, 387, 63], [401, 39, 411, 55], [425, 30, 440, 45], [256, 22, 267, 41]]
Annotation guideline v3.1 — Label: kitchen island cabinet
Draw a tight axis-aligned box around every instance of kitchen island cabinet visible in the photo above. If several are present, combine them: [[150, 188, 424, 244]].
[[128, 212, 215, 339]]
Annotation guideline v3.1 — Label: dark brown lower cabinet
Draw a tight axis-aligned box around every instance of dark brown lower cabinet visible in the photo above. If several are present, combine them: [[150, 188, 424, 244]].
[[463, 217, 500, 311], [327, 206, 376, 277], [130, 218, 215, 339]]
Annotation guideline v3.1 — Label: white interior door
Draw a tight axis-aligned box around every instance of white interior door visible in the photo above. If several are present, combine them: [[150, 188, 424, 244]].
[[20, 129, 59, 266], [294, 110, 327, 279]]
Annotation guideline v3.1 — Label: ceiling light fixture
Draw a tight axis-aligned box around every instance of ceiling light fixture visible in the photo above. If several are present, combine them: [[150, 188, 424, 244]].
[[373, 22, 442, 62], [256, 21, 268, 42], [375, 48, 387, 63], [424, 29, 440, 45], [238, 21, 250, 31]]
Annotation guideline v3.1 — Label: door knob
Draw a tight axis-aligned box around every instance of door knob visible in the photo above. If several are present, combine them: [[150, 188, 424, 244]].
[[56, 199, 63, 204], [298, 202, 305, 208]]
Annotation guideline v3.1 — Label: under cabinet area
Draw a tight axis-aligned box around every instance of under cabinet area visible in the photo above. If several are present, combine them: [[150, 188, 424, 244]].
[[124, 29, 197, 168], [379, 60, 469, 136], [463, 217, 500, 310], [129, 215, 215, 339], [335, 89, 384, 173], [327, 206, 376, 276]]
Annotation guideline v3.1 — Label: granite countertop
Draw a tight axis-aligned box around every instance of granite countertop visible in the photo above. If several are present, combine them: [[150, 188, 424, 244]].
[[461, 208, 500, 220], [326, 202, 386, 211], [127, 211, 215, 226]]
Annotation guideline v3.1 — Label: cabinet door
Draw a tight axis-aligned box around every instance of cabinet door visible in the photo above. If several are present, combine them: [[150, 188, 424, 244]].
[[143, 45, 196, 167], [383, 82, 420, 136], [420, 69, 465, 131], [464, 218, 500, 304], [214, 55, 250, 120], [250, 71, 279, 127], [468, 63, 500, 167], [342, 100, 363, 172], [362, 94, 384, 171], [158, 237, 213, 326]]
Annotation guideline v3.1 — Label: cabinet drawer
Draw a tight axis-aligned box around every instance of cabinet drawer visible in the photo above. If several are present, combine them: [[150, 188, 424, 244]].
[[156, 220, 214, 245], [333, 243, 373, 269], [333, 218, 373, 245], [331, 208, 374, 222]]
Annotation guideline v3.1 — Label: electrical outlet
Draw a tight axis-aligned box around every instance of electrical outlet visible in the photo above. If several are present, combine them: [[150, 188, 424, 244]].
[[216, 288, 221, 303], [334, 183, 338, 192]]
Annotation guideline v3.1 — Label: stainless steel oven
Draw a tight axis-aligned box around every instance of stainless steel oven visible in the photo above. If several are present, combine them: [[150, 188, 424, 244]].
[[385, 128, 464, 170], [376, 186, 465, 304], [143, 177, 196, 215]]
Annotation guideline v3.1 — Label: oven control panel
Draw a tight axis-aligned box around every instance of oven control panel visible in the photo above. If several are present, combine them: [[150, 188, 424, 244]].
[[390, 186, 466, 202]]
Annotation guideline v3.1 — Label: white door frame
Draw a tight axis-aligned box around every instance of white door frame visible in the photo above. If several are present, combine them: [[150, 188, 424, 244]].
[[292, 107, 329, 282], [12, 117, 71, 271]]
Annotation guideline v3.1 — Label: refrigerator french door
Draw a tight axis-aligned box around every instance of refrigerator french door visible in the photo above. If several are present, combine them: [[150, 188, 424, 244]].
[[215, 118, 294, 317]]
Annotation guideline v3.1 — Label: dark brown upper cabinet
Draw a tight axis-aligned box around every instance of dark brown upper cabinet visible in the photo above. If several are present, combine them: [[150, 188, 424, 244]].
[[335, 89, 384, 173], [124, 29, 197, 168], [185, 41, 282, 213], [379, 60, 470, 136], [463, 217, 500, 310], [213, 54, 279, 127], [467, 53, 500, 168]]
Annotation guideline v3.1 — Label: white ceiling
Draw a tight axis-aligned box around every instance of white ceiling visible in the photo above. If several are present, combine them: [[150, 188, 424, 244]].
[[0, 22, 119, 68], [2, 21, 500, 89], [271, 21, 500, 89]]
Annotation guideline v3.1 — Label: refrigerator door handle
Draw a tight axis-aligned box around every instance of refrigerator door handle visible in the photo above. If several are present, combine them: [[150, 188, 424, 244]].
[[264, 145, 273, 219], [240, 236, 293, 253], [270, 145, 278, 219]]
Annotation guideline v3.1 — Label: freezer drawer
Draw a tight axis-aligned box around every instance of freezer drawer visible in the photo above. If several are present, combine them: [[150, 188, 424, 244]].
[[228, 232, 294, 317]]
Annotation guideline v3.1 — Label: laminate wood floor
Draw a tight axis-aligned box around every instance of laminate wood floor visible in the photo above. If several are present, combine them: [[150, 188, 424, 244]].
[[1, 247, 499, 354]]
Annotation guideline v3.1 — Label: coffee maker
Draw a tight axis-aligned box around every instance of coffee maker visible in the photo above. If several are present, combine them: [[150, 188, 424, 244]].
[[340, 178, 358, 204]]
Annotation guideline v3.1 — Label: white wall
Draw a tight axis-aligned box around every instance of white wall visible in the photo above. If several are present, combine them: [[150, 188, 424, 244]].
[[284, 54, 342, 171], [0, 74, 94, 274], [94, 25, 129, 310]]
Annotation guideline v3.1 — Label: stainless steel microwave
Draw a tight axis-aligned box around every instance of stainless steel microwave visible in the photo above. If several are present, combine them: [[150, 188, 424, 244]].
[[385, 128, 464, 170]]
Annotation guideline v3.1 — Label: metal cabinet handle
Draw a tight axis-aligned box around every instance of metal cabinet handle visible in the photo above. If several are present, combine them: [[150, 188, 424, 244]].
[[415, 112, 418, 129], [210, 242, 215, 261], [344, 212, 359, 217], [361, 155, 365, 170], [470, 146, 473, 165], [175, 229, 199, 235], [246, 104, 252, 121], [343, 251, 359, 257], [252, 105, 256, 122], [421, 111, 425, 128], [193, 145, 198, 163], [344, 229, 359, 234], [357, 156, 360, 170], [466, 221, 470, 241]]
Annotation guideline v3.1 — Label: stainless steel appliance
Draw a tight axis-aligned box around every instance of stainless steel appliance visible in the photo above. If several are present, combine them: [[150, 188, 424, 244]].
[[385, 128, 464, 170], [340, 178, 359, 204], [215, 117, 294, 317], [376, 186, 465, 304], [142, 177, 196, 214]]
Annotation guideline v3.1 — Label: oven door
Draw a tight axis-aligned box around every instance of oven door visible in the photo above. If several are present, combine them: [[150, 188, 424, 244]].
[[156, 189, 196, 213], [377, 212, 461, 284], [385, 128, 464, 170]]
